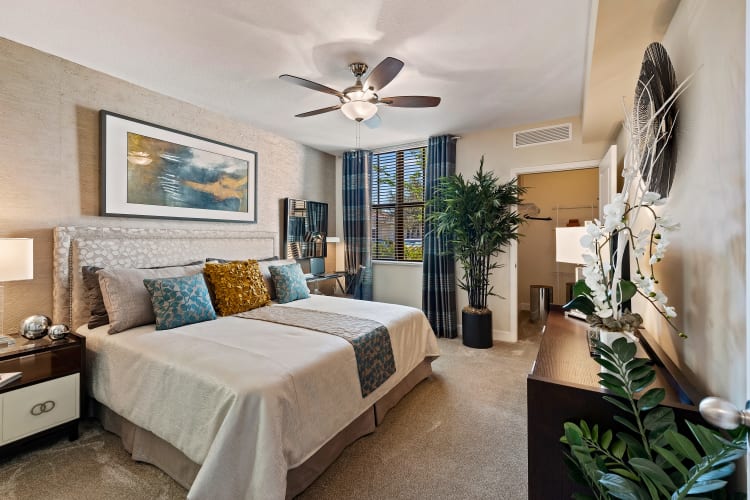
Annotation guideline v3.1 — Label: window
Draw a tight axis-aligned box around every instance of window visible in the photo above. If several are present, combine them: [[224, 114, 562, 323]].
[[371, 145, 426, 261]]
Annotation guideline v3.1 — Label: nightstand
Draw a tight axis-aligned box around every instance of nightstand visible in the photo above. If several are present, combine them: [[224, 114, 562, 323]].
[[0, 332, 84, 455]]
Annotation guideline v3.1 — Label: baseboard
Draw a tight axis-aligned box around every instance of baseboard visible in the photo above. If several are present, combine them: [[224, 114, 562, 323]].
[[519, 302, 530, 311], [457, 325, 516, 343]]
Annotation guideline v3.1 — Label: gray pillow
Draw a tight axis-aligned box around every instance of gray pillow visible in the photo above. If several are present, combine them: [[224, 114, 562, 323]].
[[257, 259, 296, 300], [82, 266, 108, 329], [98, 263, 204, 334], [81, 261, 203, 330]]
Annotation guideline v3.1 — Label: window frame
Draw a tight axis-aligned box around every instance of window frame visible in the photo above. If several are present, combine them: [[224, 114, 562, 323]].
[[370, 145, 426, 262]]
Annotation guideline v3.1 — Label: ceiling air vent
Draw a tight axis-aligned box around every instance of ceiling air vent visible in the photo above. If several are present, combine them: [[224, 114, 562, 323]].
[[513, 123, 572, 148]]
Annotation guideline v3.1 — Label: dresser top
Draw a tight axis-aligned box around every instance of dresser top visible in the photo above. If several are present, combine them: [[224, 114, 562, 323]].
[[529, 311, 698, 409], [0, 334, 80, 362]]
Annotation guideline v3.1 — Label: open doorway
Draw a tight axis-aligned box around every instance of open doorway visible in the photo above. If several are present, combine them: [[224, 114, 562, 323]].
[[508, 160, 600, 339], [516, 168, 599, 337]]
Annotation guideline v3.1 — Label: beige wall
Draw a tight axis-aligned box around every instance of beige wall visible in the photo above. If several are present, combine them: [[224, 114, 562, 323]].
[[456, 117, 610, 338], [632, 0, 746, 411], [0, 38, 335, 333], [518, 168, 598, 309]]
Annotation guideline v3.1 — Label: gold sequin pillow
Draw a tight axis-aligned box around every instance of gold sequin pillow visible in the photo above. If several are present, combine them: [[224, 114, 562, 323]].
[[203, 260, 270, 316]]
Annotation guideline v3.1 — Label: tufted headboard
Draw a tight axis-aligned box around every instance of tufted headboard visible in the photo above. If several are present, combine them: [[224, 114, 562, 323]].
[[53, 226, 277, 329]]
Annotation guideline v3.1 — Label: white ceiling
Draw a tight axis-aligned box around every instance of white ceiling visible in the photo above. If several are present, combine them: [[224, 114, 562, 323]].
[[0, 0, 593, 155]]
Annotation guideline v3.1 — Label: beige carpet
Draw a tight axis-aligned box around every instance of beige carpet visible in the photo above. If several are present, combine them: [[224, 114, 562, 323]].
[[0, 315, 542, 500]]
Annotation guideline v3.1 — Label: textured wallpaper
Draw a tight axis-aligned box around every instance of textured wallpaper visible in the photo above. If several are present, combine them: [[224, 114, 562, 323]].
[[0, 38, 335, 332]]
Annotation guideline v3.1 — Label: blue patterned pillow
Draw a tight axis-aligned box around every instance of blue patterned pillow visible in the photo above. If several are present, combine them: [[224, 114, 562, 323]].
[[143, 274, 216, 330], [268, 263, 310, 304]]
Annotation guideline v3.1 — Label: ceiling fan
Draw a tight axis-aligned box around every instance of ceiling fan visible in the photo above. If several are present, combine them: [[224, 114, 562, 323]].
[[279, 57, 441, 125]]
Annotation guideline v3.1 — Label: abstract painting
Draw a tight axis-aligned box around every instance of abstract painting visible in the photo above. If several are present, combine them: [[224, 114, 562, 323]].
[[101, 111, 257, 222]]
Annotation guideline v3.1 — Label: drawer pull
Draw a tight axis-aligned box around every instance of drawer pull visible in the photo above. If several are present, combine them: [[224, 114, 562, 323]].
[[30, 400, 56, 416]]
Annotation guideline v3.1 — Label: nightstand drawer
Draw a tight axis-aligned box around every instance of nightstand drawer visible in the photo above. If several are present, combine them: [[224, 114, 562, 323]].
[[1, 373, 79, 444]]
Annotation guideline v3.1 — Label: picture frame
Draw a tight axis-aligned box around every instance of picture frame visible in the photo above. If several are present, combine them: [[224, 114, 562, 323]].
[[100, 110, 258, 223]]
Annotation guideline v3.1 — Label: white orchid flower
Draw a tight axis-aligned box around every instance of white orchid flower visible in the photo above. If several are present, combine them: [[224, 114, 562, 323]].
[[663, 306, 677, 318], [641, 192, 662, 205]]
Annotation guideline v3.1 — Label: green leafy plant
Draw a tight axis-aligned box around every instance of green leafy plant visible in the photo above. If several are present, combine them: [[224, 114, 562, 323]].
[[425, 156, 525, 310], [561, 338, 747, 499]]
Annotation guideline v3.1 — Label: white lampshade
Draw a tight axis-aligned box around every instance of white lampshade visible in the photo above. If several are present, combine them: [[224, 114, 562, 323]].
[[0, 238, 34, 282], [341, 100, 378, 122], [555, 227, 590, 265]]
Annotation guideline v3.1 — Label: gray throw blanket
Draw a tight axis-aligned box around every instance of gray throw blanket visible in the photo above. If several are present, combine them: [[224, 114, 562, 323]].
[[236, 306, 396, 397]]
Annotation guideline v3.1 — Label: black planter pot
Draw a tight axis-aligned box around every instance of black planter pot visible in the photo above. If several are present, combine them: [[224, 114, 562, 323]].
[[462, 309, 493, 348]]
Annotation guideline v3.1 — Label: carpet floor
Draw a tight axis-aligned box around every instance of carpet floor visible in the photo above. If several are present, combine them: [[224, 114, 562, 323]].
[[0, 315, 543, 500]]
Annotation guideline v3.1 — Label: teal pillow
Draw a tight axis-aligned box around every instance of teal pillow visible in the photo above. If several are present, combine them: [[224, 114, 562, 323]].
[[143, 274, 216, 330], [268, 263, 310, 304]]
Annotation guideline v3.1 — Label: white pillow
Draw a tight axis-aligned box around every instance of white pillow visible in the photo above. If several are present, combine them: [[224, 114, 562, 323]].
[[98, 264, 204, 334]]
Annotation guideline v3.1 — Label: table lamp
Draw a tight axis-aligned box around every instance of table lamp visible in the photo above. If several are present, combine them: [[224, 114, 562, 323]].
[[555, 227, 589, 320], [0, 238, 34, 335]]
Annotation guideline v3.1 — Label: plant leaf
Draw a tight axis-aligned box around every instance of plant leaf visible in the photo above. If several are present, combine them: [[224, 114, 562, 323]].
[[618, 432, 647, 459], [612, 438, 627, 459], [610, 468, 640, 482], [600, 372, 627, 387], [572, 279, 593, 298], [599, 473, 647, 500], [652, 445, 689, 481], [664, 430, 702, 465], [600, 380, 630, 399], [612, 337, 637, 362], [601, 429, 613, 449], [637, 388, 666, 411], [643, 406, 674, 431], [597, 357, 621, 374], [563, 295, 596, 315], [687, 479, 728, 494], [615, 280, 638, 303], [604, 396, 635, 415], [629, 457, 677, 489], [564, 422, 584, 447], [614, 416, 639, 434], [687, 422, 723, 456], [699, 462, 735, 481], [632, 371, 657, 392]]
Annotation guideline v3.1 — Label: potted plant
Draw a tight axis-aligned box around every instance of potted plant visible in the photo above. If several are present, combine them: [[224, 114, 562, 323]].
[[562, 337, 746, 499], [426, 157, 524, 348]]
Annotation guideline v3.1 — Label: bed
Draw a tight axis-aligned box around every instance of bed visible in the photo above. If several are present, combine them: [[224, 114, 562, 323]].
[[53, 226, 440, 500]]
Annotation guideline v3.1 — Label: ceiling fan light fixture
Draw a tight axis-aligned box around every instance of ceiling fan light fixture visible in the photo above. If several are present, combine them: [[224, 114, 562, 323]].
[[341, 100, 378, 122]]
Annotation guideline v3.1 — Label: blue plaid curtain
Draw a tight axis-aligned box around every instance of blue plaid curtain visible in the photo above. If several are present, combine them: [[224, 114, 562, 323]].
[[343, 150, 373, 300], [422, 136, 457, 338]]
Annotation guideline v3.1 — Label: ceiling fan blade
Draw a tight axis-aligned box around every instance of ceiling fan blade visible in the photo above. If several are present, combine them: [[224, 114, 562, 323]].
[[279, 74, 344, 98], [379, 96, 441, 108], [295, 104, 342, 118], [364, 113, 382, 129], [364, 57, 404, 91]]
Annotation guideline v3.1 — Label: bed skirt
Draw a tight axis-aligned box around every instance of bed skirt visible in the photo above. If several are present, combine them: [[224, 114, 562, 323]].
[[97, 358, 434, 499]]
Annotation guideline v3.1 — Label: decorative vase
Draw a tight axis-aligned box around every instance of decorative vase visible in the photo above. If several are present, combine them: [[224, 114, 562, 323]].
[[462, 308, 492, 349]]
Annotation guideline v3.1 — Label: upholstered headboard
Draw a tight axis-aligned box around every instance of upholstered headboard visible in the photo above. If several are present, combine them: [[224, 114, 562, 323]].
[[53, 226, 277, 329]]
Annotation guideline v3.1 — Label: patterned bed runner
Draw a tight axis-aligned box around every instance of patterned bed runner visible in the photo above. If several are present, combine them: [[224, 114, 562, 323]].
[[236, 306, 396, 397]]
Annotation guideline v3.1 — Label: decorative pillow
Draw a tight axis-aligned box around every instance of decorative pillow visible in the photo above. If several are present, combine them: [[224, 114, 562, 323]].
[[98, 264, 204, 334], [143, 274, 216, 330], [82, 266, 108, 329], [268, 263, 310, 304], [258, 258, 297, 300], [203, 260, 270, 316], [81, 261, 203, 330]]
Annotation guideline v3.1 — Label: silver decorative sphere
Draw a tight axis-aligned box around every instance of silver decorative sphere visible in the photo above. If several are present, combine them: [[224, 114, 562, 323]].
[[48, 324, 70, 340], [699, 397, 749, 430], [20, 315, 51, 340]]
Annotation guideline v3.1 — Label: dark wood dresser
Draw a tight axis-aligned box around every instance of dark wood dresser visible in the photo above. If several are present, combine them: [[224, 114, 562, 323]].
[[527, 311, 702, 499]]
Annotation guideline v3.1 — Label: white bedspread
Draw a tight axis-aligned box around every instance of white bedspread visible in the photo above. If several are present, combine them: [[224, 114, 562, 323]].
[[79, 295, 439, 500]]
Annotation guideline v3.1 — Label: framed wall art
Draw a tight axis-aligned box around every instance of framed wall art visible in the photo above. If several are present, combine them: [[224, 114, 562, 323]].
[[100, 110, 257, 223]]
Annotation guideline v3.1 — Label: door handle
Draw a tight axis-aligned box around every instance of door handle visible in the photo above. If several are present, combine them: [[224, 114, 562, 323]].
[[699, 397, 750, 430]]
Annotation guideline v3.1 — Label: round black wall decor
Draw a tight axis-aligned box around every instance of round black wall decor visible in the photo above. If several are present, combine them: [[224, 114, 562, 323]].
[[633, 42, 678, 198]]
